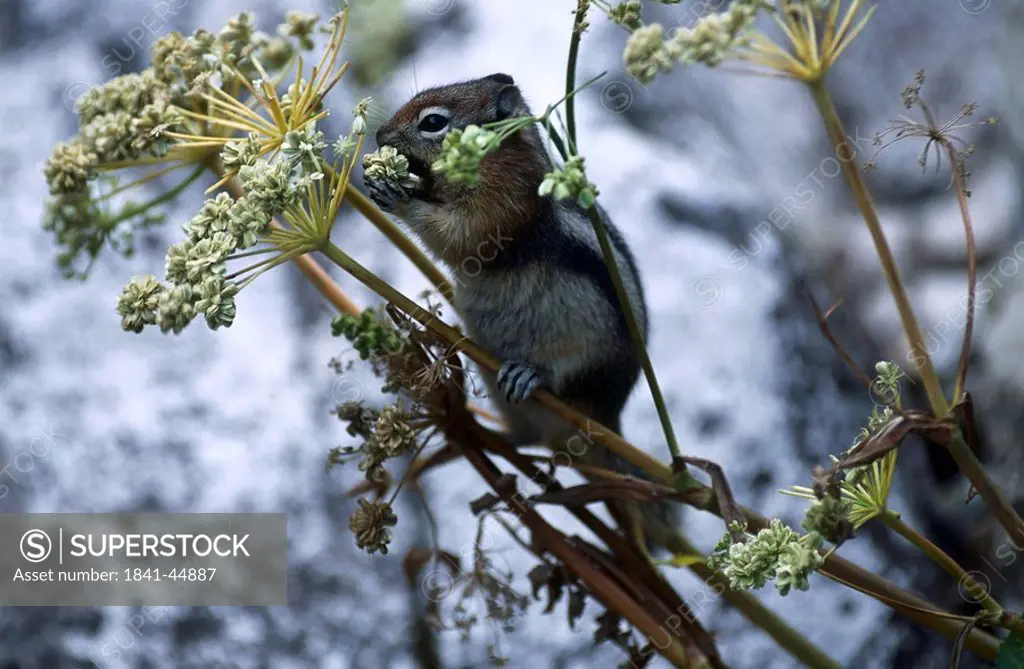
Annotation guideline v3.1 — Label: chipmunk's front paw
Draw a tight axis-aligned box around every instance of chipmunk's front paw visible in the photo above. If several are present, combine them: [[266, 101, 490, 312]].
[[364, 174, 410, 213], [497, 361, 544, 404]]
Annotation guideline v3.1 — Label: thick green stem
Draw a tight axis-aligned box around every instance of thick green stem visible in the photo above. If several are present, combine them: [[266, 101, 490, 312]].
[[583, 207, 691, 482], [564, 0, 588, 148], [807, 81, 1024, 545], [880, 510, 1002, 614], [556, 10, 687, 473], [673, 535, 843, 669], [343, 183, 453, 300], [807, 81, 947, 416]]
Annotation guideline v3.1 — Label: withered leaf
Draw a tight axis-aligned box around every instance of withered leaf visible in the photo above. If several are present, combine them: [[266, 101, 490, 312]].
[[527, 564, 554, 601], [402, 547, 434, 586], [567, 588, 586, 630], [836, 411, 952, 471], [402, 547, 461, 588], [627, 643, 654, 668], [531, 479, 665, 507], [526, 562, 568, 616], [469, 492, 502, 516], [594, 610, 629, 646], [543, 566, 567, 615]]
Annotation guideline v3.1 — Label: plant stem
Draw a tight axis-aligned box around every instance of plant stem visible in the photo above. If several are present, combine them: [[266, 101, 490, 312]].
[[343, 182, 454, 300], [319, 240, 672, 478], [107, 164, 206, 227], [807, 82, 1024, 544], [564, 0, 589, 149], [880, 510, 1002, 614], [946, 142, 976, 404], [583, 209, 690, 482], [946, 428, 1024, 543], [673, 534, 843, 669], [316, 240, 1002, 659], [209, 156, 360, 316], [454, 421, 695, 668], [556, 24, 688, 474], [807, 81, 948, 417]]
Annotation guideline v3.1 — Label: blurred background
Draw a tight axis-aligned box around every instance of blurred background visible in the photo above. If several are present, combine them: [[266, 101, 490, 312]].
[[1, 0, 1023, 666]]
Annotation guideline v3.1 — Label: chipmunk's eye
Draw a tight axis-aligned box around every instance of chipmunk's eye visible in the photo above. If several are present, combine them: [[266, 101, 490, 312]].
[[418, 114, 449, 134]]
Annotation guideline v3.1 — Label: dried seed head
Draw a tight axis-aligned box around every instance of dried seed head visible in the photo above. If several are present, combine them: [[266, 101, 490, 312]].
[[349, 498, 398, 555]]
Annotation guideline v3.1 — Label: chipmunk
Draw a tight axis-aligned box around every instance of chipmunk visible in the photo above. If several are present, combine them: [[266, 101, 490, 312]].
[[364, 73, 680, 553]]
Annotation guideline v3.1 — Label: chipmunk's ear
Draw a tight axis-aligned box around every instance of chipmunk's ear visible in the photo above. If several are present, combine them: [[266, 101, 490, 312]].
[[482, 73, 522, 120], [484, 73, 515, 85], [495, 84, 524, 121]]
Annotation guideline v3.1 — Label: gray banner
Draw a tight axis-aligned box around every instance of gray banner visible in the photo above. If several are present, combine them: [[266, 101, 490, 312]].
[[0, 513, 287, 605]]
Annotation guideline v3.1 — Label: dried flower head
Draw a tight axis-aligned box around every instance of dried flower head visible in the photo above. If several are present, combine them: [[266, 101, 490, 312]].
[[374, 404, 417, 456], [349, 498, 398, 555], [869, 69, 998, 195]]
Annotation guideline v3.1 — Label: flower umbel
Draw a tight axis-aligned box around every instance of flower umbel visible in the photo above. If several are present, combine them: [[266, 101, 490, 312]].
[[616, 1, 872, 84], [362, 146, 419, 191], [784, 360, 906, 530], [706, 519, 825, 596], [278, 10, 319, 50], [432, 125, 496, 186], [430, 118, 535, 187], [539, 156, 599, 209]]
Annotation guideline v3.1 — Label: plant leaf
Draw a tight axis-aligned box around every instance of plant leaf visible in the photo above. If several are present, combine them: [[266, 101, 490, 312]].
[[660, 553, 705, 568]]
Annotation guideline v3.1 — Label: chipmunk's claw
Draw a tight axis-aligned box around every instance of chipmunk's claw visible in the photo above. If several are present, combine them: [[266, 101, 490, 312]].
[[497, 361, 544, 404]]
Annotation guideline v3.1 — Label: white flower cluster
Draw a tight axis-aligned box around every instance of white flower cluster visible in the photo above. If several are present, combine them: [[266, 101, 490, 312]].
[[538, 156, 598, 209], [117, 149, 318, 334], [362, 146, 419, 191], [623, 0, 761, 83], [706, 520, 825, 596], [151, 11, 312, 96], [280, 125, 327, 177], [431, 125, 499, 187]]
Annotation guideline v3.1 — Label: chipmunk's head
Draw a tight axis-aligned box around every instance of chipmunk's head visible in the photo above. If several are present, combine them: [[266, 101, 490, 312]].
[[375, 74, 549, 207]]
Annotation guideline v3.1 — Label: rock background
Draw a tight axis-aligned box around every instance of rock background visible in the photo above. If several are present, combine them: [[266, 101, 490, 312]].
[[0, 0, 1021, 667]]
